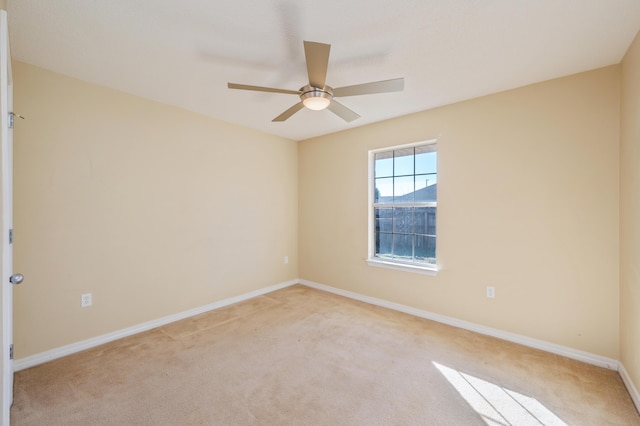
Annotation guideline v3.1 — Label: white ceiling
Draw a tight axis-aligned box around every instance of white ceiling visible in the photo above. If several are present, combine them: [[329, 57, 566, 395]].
[[7, 1, 640, 141]]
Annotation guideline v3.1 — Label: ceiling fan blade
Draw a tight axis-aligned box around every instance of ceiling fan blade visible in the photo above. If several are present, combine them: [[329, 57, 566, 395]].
[[304, 41, 331, 88], [327, 100, 360, 123], [272, 102, 305, 122], [228, 83, 300, 95], [333, 78, 404, 97]]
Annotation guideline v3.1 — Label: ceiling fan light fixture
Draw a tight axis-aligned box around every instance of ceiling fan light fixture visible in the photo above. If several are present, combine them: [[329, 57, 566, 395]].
[[303, 96, 331, 111], [300, 85, 333, 111]]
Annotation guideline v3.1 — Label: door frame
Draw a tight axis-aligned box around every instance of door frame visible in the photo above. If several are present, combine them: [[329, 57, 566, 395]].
[[0, 5, 13, 425]]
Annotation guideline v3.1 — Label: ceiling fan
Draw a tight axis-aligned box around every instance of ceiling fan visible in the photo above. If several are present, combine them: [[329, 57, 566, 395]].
[[228, 41, 404, 123]]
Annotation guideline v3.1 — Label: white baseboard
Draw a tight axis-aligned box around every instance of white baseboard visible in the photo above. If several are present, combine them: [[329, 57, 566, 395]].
[[15, 276, 632, 395], [619, 363, 640, 413], [14, 279, 299, 371], [299, 279, 620, 371]]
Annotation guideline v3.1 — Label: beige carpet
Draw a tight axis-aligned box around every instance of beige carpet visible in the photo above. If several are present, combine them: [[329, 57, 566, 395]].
[[11, 285, 640, 425]]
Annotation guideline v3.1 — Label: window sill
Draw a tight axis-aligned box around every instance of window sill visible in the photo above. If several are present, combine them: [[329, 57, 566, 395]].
[[366, 258, 438, 276]]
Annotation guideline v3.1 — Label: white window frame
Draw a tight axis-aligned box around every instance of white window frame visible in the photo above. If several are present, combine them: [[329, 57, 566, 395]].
[[367, 139, 438, 275]]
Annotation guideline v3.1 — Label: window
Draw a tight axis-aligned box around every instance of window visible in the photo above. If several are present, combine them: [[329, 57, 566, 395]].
[[368, 141, 437, 273]]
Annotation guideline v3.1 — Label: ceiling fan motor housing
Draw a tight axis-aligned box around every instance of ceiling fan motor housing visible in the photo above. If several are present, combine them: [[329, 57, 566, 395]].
[[300, 84, 333, 110]]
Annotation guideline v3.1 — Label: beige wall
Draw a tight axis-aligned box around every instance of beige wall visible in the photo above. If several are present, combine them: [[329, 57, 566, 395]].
[[11, 56, 626, 366], [621, 31, 640, 392], [12, 62, 298, 358], [299, 66, 621, 358]]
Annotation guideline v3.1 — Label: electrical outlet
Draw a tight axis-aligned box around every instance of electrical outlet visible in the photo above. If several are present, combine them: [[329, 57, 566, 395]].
[[81, 293, 92, 307], [284, 256, 289, 264], [486, 286, 495, 299]]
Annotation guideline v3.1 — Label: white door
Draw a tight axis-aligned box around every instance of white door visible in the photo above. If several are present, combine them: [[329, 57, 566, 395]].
[[0, 7, 14, 425]]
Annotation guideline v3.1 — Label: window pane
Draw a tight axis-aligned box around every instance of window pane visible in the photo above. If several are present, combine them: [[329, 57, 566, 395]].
[[371, 142, 437, 268], [393, 234, 413, 259], [375, 177, 393, 203], [414, 174, 437, 202], [394, 148, 414, 176], [393, 207, 412, 234], [394, 175, 414, 201], [415, 235, 436, 263], [376, 233, 393, 257], [414, 207, 436, 235], [416, 150, 437, 174], [375, 151, 393, 178], [375, 208, 393, 233]]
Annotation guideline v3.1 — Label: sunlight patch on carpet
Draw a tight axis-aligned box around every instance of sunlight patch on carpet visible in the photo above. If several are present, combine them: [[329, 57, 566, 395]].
[[433, 362, 567, 426]]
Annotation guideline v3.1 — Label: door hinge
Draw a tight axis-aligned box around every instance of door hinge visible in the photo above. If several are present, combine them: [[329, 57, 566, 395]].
[[9, 228, 12, 244], [9, 344, 13, 360], [8, 112, 24, 129]]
